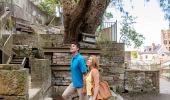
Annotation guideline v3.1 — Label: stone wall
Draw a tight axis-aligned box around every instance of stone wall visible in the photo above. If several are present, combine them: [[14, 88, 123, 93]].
[[13, 34, 39, 48], [29, 58, 51, 95], [0, 64, 29, 100], [0, 0, 59, 25], [47, 43, 125, 94], [39, 34, 64, 48], [98, 42, 125, 92], [125, 69, 159, 93], [13, 34, 64, 48], [98, 27, 112, 41], [12, 0, 56, 25], [50, 48, 101, 85]]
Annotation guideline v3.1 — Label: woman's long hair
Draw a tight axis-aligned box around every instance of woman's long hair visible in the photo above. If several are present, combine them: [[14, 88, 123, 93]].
[[90, 55, 99, 70]]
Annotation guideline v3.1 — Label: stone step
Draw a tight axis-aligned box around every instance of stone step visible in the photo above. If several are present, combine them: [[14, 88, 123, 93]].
[[43, 47, 101, 54], [108, 91, 124, 100], [44, 97, 53, 100], [10, 61, 22, 64], [29, 88, 41, 100], [11, 59, 23, 62], [51, 64, 70, 71]]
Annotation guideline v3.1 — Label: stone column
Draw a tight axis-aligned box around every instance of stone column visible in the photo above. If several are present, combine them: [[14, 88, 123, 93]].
[[98, 43, 125, 92], [0, 64, 29, 100], [30, 58, 51, 95]]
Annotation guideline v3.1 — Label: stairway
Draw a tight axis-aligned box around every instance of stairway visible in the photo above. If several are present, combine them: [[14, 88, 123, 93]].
[[8, 56, 26, 66]]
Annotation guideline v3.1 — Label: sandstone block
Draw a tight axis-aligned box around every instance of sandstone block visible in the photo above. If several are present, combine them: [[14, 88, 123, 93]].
[[0, 69, 29, 96]]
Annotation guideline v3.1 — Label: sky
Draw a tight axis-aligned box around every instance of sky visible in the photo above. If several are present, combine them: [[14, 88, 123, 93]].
[[106, 0, 169, 51]]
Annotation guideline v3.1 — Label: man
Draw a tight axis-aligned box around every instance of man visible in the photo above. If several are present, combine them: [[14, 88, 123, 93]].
[[62, 42, 87, 100]]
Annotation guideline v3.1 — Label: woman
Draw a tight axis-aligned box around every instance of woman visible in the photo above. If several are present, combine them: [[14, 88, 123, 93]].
[[85, 55, 100, 100]]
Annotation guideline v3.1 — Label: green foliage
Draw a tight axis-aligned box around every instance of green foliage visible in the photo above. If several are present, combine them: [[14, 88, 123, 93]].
[[119, 12, 145, 48], [104, 12, 113, 20], [159, 0, 170, 28], [131, 51, 138, 58], [97, 12, 113, 32], [38, 0, 60, 16], [6, 17, 14, 30]]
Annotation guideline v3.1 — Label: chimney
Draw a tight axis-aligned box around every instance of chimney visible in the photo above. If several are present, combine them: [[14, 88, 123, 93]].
[[152, 43, 156, 50]]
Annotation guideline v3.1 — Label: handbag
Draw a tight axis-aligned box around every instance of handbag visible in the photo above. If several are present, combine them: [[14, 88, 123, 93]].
[[92, 81, 112, 100]]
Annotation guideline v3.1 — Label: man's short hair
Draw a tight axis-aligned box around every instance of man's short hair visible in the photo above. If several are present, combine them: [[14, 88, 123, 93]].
[[71, 41, 80, 49]]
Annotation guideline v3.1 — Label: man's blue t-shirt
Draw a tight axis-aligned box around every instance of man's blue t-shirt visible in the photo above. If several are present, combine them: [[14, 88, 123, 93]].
[[71, 52, 87, 88]]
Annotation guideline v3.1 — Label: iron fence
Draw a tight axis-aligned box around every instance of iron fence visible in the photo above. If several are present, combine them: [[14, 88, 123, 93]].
[[98, 21, 117, 42]]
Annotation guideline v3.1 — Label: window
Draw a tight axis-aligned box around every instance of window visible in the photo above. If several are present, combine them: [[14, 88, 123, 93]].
[[149, 48, 152, 51], [168, 34, 170, 38], [162, 54, 164, 56], [164, 40, 167, 44], [163, 33, 165, 38], [165, 33, 168, 38], [145, 55, 148, 59]]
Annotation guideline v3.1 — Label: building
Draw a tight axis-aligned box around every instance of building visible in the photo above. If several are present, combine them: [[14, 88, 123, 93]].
[[161, 30, 170, 51], [140, 43, 170, 64]]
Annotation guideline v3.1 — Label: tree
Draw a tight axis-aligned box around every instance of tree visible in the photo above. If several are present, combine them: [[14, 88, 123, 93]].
[[61, 0, 111, 43], [119, 12, 145, 48], [145, 0, 170, 29], [159, 0, 170, 29], [38, 0, 60, 16], [37, 0, 160, 45]]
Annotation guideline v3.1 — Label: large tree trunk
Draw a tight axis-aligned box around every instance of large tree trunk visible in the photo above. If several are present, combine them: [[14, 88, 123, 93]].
[[61, 0, 111, 43]]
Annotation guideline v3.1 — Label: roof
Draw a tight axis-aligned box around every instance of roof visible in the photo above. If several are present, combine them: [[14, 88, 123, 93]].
[[140, 44, 162, 54], [164, 52, 170, 56]]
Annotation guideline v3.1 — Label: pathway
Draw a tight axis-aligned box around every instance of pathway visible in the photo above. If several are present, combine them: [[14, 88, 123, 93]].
[[122, 77, 170, 100], [52, 78, 170, 100]]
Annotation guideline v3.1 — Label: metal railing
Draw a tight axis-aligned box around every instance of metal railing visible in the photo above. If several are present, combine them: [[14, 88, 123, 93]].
[[98, 21, 117, 42], [99, 22, 117, 29], [127, 60, 161, 70], [21, 57, 27, 66], [1, 33, 13, 56]]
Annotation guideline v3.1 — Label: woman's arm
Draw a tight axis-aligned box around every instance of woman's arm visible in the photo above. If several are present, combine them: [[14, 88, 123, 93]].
[[92, 69, 100, 100]]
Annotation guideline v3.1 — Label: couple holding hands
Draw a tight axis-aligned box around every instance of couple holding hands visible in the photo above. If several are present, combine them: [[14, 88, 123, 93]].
[[62, 42, 111, 100]]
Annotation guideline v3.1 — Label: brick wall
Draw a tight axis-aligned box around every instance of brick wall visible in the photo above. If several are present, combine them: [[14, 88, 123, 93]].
[[51, 52, 71, 86]]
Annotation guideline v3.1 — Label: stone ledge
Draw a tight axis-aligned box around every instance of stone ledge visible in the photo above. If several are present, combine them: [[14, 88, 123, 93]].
[[0, 95, 28, 100], [0, 64, 23, 70], [0, 68, 29, 96]]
